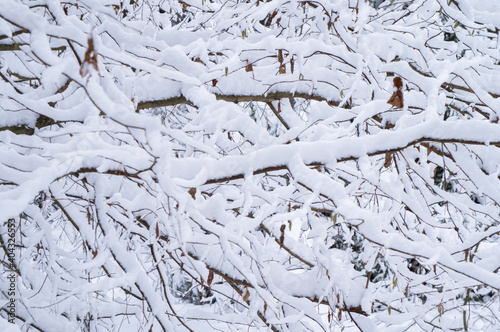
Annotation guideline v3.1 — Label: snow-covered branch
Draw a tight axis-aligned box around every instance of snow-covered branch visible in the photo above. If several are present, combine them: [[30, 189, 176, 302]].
[[1, 0, 500, 331]]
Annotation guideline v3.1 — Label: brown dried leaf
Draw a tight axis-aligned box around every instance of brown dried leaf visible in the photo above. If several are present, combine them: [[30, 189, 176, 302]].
[[212, 79, 217, 87], [188, 188, 196, 199], [155, 222, 159, 238], [80, 36, 99, 77], [278, 49, 283, 64], [245, 61, 253, 72], [387, 77, 404, 108], [207, 270, 214, 286], [384, 152, 392, 168], [290, 57, 294, 74], [270, 9, 278, 20], [387, 90, 403, 108], [393, 76, 403, 89], [279, 64, 286, 74], [243, 289, 250, 302], [279, 224, 286, 245]]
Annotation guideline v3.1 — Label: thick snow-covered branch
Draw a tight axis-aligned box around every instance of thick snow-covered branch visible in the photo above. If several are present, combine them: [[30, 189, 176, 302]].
[[2, 0, 500, 331]]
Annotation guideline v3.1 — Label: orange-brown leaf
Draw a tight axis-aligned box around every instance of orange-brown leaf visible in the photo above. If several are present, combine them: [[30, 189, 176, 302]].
[[80, 36, 99, 77], [243, 289, 250, 302], [387, 90, 403, 109], [207, 270, 214, 286], [245, 62, 253, 72], [393, 76, 403, 89], [279, 64, 286, 74], [387, 77, 404, 108], [279, 224, 286, 245]]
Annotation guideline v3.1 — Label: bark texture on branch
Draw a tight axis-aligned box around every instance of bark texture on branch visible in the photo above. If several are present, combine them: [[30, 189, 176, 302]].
[[136, 91, 340, 110]]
